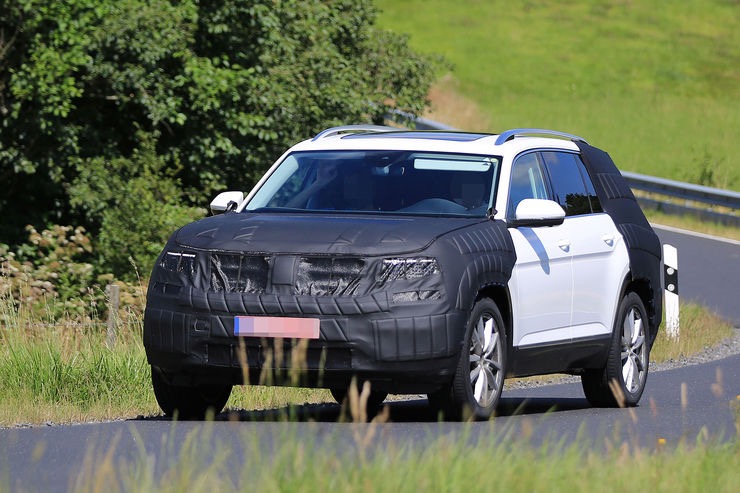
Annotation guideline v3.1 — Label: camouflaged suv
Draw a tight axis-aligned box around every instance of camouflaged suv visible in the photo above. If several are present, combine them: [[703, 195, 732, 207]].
[[144, 126, 663, 419]]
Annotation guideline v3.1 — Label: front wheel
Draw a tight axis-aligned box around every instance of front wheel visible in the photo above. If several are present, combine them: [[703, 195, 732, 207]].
[[151, 367, 232, 420], [581, 292, 650, 407], [432, 298, 507, 420]]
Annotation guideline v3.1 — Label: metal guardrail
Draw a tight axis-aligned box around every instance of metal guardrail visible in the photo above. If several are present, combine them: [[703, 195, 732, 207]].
[[387, 112, 739, 227], [621, 171, 740, 227]]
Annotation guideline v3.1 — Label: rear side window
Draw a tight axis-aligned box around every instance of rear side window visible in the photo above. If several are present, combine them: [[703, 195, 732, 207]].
[[574, 155, 602, 213], [541, 151, 597, 216]]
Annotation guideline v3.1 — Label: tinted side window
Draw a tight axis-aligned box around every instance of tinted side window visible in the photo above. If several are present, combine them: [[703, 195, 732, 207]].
[[541, 151, 591, 216], [507, 152, 549, 218], [574, 155, 602, 213]]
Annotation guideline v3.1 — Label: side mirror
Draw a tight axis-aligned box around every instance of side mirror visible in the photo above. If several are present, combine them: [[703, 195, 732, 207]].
[[210, 191, 245, 215], [511, 199, 565, 227]]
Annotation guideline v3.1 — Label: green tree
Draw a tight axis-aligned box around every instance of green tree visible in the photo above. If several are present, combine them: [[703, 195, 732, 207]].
[[0, 0, 436, 266], [69, 133, 204, 278]]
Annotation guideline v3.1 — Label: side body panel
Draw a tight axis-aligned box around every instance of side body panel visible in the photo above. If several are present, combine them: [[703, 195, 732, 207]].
[[508, 224, 572, 346], [508, 214, 630, 348], [503, 146, 634, 376], [569, 213, 630, 340]]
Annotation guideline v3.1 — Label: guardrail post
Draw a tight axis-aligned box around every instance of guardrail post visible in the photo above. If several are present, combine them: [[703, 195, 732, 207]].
[[663, 244, 679, 340], [106, 284, 119, 347]]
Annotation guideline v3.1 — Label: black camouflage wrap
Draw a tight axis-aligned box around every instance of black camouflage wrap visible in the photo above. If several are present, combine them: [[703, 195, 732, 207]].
[[143, 139, 663, 392], [576, 141, 663, 341], [143, 212, 516, 392]]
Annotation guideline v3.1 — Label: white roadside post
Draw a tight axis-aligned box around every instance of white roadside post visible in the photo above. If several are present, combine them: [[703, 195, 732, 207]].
[[663, 244, 679, 340]]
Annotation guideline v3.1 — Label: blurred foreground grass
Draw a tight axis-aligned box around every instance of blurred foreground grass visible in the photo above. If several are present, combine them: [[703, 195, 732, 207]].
[[60, 423, 740, 493]]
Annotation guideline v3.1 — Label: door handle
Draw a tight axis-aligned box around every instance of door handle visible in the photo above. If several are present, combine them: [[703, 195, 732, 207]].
[[601, 235, 615, 247], [557, 240, 570, 252]]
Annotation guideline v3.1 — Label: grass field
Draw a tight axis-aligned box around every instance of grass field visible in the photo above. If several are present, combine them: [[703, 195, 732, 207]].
[[375, 0, 739, 190], [646, 212, 740, 241]]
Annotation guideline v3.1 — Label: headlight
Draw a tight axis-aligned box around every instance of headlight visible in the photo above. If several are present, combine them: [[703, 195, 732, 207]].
[[392, 290, 441, 304], [377, 257, 440, 282]]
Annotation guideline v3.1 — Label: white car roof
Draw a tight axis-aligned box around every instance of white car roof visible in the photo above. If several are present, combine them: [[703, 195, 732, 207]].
[[288, 127, 583, 157]]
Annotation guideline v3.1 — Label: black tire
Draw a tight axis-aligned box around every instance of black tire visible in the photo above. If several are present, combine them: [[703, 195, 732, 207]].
[[329, 387, 348, 405], [151, 367, 232, 420], [581, 292, 650, 407], [426, 386, 452, 417], [330, 383, 387, 413], [432, 298, 507, 420]]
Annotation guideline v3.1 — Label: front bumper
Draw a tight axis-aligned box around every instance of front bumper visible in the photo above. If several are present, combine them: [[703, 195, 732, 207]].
[[143, 286, 466, 394]]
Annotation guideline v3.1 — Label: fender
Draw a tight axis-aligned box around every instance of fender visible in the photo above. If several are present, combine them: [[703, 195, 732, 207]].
[[441, 219, 517, 312]]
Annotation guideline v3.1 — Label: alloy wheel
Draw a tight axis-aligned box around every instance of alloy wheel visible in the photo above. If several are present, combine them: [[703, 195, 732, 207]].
[[468, 312, 504, 407], [621, 306, 647, 394]]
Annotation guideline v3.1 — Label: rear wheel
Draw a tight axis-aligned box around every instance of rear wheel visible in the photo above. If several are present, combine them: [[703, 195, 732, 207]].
[[581, 292, 649, 407], [151, 367, 232, 420], [432, 298, 506, 420]]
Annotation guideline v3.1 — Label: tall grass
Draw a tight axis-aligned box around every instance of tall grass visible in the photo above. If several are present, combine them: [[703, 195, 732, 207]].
[[644, 210, 740, 242], [375, 0, 739, 190], [0, 317, 154, 424], [0, 290, 334, 425], [652, 302, 734, 363]]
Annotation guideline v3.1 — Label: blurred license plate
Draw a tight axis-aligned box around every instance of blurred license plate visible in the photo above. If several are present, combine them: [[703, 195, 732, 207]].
[[234, 316, 320, 339]]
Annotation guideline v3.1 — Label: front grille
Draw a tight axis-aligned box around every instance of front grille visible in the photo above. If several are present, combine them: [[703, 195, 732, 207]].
[[295, 257, 365, 296], [210, 254, 269, 293]]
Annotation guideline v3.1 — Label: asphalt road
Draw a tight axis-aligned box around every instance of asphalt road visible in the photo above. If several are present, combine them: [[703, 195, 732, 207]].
[[653, 225, 740, 327], [1, 226, 738, 491]]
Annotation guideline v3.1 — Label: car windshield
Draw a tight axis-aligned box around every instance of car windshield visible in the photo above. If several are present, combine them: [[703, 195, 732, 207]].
[[245, 150, 500, 217]]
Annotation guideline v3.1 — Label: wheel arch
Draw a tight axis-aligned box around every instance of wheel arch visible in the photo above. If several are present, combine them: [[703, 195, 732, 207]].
[[619, 273, 660, 346], [476, 283, 513, 359]]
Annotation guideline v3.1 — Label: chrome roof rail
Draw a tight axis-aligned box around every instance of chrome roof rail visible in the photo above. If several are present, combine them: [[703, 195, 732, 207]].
[[494, 128, 588, 146], [312, 125, 397, 141]]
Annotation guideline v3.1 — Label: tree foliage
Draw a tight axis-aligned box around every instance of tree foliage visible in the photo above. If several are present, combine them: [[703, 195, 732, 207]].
[[0, 0, 436, 277]]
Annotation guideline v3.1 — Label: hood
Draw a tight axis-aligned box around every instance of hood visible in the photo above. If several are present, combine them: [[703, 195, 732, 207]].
[[174, 212, 482, 256]]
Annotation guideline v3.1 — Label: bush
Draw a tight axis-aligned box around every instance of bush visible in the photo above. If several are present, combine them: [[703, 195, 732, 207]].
[[0, 225, 100, 321], [0, 224, 144, 325]]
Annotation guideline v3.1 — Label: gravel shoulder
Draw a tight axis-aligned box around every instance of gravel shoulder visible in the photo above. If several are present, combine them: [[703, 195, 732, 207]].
[[651, 327, 740, 371]]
